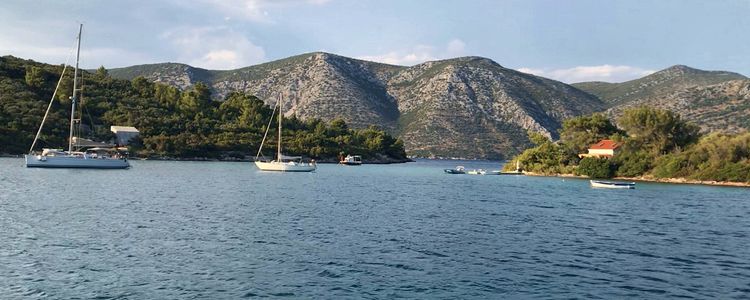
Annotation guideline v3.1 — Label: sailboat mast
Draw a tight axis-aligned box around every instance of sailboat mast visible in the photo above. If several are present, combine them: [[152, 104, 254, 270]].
[[68, 24, 82, 153], [277, 95, 282, 161]]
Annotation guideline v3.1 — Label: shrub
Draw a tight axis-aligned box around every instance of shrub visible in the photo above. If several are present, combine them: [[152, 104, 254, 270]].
[[577, 157, 615, 179]]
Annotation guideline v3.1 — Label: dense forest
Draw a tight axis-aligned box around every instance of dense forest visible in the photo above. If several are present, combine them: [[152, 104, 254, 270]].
[[0, 56, 407, 161], [505, 107, 750, 183]]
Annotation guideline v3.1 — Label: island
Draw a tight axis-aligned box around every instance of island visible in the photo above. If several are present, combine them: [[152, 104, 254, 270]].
[[504, 107, 750, 186]]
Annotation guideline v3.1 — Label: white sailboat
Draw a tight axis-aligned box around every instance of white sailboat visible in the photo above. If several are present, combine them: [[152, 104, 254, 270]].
[[254, 95, 316, 172], [25, 24, 129, 169]]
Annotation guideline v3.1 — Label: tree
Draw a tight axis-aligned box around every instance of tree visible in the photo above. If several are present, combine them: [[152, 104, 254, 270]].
[[178, 82, 212, 114], [618, 106, 700, 155], [577, 157, 615, 179], [559, 113, 621, 153], [528, 131, 551, 146], [95, 66, 109, 80], [24, 66, 45, 87]]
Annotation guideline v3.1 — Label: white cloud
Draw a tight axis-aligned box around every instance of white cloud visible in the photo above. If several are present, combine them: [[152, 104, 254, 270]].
[[194, 0, 332, 23], [162, 26, 265, 69], [357, 39, 468, 66], [446, 39, 466, 56], [516, 65, 656, 83]]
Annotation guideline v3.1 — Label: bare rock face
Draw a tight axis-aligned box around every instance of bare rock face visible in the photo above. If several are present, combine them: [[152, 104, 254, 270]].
[[387, 57, 604, 157], [607, 79, 750, 133], [109, 53, 606, 159], [573, 65, 747, 107], [571, 64, 750, 134]]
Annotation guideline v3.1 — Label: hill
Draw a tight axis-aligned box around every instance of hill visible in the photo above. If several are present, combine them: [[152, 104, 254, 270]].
[[111, 52, 605, 159], [0, 55, 407, 161], [572, 65, 746, 107], [606, 79, 750, 133]]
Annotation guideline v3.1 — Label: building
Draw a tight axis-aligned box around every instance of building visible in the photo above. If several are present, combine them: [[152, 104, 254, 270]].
[[579, 139, 620, 158], [110, 126, 140, 146]]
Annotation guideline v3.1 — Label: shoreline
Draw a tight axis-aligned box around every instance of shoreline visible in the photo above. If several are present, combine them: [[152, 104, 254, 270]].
[[132, 156, 413, 164], [0, 154, 412, 164], [522, 172, 750, 188]]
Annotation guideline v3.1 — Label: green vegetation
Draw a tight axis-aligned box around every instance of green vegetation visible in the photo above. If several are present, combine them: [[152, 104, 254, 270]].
[[652, 133, 750, 182], [508, 106, 750, 183], [503, 132, 577, 174], [576, 157, 615, 179], [558, 113, 622, 153], [0, 56, 407, 161]]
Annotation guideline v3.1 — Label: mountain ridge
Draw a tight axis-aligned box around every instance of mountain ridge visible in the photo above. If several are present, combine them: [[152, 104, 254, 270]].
[[106, 52, 605, 159], [100, 54, 750, 157], [572, 64, 747, 107]]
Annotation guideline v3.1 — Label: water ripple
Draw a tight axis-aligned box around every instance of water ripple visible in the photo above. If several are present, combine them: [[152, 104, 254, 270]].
[[1, 158, 749, 298]]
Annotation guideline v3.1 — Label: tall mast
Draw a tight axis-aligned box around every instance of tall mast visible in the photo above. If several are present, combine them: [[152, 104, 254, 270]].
[[277, 95, 282, 161], [68, 24, 82, 153]]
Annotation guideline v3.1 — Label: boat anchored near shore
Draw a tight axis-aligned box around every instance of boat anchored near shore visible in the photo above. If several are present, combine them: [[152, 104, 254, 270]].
[[340, 155, 362, 166], [25, 24, 129, 169], [253, 95, 316, 172], [590, 180, 636, 189]]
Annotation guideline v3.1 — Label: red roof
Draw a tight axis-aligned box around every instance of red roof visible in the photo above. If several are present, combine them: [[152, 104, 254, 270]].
[[589, 139, 619, 150]]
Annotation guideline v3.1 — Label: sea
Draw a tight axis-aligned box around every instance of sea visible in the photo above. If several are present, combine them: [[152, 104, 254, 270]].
[[1, 158, 749, 299]]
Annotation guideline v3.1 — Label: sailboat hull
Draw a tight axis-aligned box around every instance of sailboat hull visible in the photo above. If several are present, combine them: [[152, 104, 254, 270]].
[[25, 154, 130, 169], [254, 161, 316, 172]]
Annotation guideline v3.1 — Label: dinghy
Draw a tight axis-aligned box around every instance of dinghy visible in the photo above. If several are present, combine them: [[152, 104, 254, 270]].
[[590, 180, 636, 189]]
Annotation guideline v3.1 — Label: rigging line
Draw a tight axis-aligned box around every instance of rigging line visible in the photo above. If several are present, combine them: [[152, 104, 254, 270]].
[[28, 35, 79, 154], [255, 98, 279, 160]]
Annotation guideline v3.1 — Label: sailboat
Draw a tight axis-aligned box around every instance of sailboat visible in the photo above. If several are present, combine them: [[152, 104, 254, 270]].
[[25, 24, 130, 169], [254, 95, 316, 172]]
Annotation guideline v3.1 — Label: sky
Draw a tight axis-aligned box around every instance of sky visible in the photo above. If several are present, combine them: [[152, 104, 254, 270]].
[[1, 0, 748, 83]]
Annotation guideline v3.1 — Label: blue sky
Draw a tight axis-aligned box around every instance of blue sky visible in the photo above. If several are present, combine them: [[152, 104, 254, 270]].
[[1, 0, 748, 83]]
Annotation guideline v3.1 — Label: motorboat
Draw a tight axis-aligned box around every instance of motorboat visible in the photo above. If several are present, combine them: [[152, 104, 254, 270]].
[[340, 155, 362, 165], [444, 166, 465, 174]]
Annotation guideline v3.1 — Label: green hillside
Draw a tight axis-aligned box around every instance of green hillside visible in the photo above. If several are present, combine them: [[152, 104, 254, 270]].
[[0, 55, 407, 161]]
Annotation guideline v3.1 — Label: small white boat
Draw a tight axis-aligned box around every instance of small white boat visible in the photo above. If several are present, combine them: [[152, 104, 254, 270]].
[[444, 166, 465, 174], [481, 170, 502, 175], [340, 155, 362, 165], [590, 180, 635, 189], [466, 169, 484, 175], [253, 95, 316, 172], [254, 158, 317, 172]]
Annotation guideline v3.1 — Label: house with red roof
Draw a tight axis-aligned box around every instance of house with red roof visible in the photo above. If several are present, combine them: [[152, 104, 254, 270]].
[[578, 139, 620, 158]]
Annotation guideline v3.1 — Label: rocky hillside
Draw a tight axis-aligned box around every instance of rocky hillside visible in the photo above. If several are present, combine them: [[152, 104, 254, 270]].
[[109, 62, 215, 90], [573, 65, 746, 108], [572, 65, 750, 133], [110, 52, 605, 159], [607, 79, 750, 133], [387, 57, 604, 157]]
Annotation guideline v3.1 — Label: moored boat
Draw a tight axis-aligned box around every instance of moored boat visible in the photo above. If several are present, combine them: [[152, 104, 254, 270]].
[[466, 169, 484, 175], [25, 24, 129, 169], [254, 95, 316, 172], [340, 155, 362, 165], [444, 166, 465, 174], [590, 180, 636, 189]]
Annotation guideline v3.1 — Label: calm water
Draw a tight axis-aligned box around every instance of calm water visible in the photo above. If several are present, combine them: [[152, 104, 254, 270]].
[[1, 158, 749, 299]]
